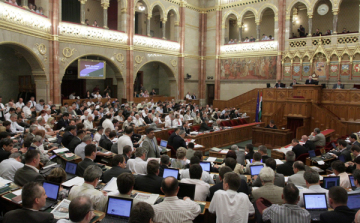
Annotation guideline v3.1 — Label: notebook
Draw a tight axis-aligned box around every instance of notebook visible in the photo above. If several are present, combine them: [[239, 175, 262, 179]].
[[163, 168, 179, 179], [102, 196, 132, 223], [347, 193, 360, 210], [65, 162, 77, 181], [322, 176, 340, 189], [349, 175, 356, 190], [40, 182, 60, 211], [199, 162, 211, 172], [303, 193, 328, 221], [250, 165, 264, 176], [177, 182, 196, 200]]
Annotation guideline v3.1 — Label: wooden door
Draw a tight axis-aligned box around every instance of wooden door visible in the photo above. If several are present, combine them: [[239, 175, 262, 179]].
[[207, 84, 215, 105]]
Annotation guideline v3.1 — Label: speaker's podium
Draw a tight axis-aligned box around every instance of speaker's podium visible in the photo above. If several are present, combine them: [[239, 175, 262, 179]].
[[292, 84, 323, 103], [252, 127, 293, 149]]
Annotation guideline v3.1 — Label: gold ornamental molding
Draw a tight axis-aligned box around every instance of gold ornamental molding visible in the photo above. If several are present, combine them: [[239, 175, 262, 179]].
[[35, 43, 47, 62], [61, 47, 76, 64], [113, 53, 125, 74]]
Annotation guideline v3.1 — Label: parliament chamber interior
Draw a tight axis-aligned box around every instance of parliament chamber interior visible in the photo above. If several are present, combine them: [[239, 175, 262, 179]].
[[1, 0, 360, 222]]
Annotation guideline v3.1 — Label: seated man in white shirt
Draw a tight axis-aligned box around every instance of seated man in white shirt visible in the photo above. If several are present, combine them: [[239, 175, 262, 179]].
[[22, 101, 33, 119], [261, 34, 269, 40], [133, 114, 146, 127], [35, 99, 45, 112], [10, 114, 24, 134], [83, 115, 94, 130], [0, 153, 24, 181], [209, 172, 255, 223], [15, 98, 24, 108], [152, 176, 201, 223], [180, 156, 214, 184], [127, 147, 147, 174], [298, 169, 329, 207], [4, 108, 16, 121], [165, 114, 175, 128], [185, 92, 192, 99], [181, 164, 210, 201]]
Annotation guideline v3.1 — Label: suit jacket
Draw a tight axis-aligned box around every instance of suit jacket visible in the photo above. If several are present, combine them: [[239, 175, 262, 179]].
[[290, 82, 298, 87], [292, 144, 309, 158], [67, 136, 81, 153], [208, 179, 249, 201], [262, 155, 270, 164], [309, 133, 326, 147], [304, 140, 316, 151], [143, 136, 161, 159], [134, 174, 163, 195], [168, 132, 177, 147], [14, 165, 45, 186], [332, 84, 345, 89], [288, 170, 307, 187], [158, 164, 169, 177], [56, 118, 68, 130], [163, 107, 170, 113], [252, 182, 284, 204], [333, 146, 352, 162], [252, 172, 285, 187], [61, 131, 74, 148], [99, 135, 113, 151], [305, 79, 317, 85], [199, 122, 212, 132], [144, 116, 153, 124], [3, 208, 57, 223], [0, 149, 11, 163], [274, 83, 283, 88], [75, 109, 83, 115], [76, 158, 96, 177], [320, 206, 356, 223], [220, 114, 230, 119], [276, 161, 295, 176], [245, 151, 254, 160], [102, 166, 131, 183], [172, 135, 187, 151], [24, 133, 35, 147]]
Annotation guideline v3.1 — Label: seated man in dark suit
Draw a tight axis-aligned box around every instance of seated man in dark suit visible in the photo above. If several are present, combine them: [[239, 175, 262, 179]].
[[56, 112, 70, 130], [61, 125, 76, 148], [305, 75, 317, 85], [172, 130, 187, 151], [302, 135, 316, 151], [220, 111, 230, 119], [291, 138, 308, 158], [99, 128, 115, 151], [265, 120, 277, 129], [102, 154, 131, 183], [68, 130, 85, 153], [274, 80, 283, 88], [276, 151, 295, 176], [208, 166, 249, 201], [199, 119, 213, 132], [290, 79, 298, 87], [123, 145, 132, 162], [159, 155, 171, 177], [333, 80, 344, 89], [76, 144, 97, 177], [168, 128, 180, 147], [181, 121, 191, 135], [134, 160, 163, 194], [320, 186, 357, 223], [330, 139, 352, 162], [14, 150, 45, 186], [3, 182, 57, 223], [0, 138, 16, 162]]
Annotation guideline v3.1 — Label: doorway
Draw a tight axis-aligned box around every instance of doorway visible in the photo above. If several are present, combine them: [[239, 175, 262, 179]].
[[207, 84, 215, 105], [134, 71, 143, 93]]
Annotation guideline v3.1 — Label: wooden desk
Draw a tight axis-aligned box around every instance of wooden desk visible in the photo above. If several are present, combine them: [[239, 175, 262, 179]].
[[305, 156, 336, 167], [252, 127, 293, 149], [58, 153, 82, 163], [292, 85, 323, 103], [186, 122, 264, 154], [209, 151, 228, 159]]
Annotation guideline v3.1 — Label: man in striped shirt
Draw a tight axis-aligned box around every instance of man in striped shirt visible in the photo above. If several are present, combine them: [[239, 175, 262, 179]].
[[262, 183, 311, 223], [152, 176, 201, 223]]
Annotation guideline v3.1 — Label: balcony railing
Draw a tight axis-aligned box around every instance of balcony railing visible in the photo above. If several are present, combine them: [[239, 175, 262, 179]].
[[133, 35, 180, 52], [221, 41, 278, 54]]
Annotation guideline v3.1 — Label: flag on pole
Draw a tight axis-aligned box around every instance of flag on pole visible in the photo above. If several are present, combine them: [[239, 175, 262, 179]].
[[258, 92, 262, 122], [255, 91, 259, 122]]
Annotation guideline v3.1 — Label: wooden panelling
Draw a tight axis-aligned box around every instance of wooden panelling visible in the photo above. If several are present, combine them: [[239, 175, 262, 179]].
[[133, 96, 175, 104], [252, 127, 293, 149]]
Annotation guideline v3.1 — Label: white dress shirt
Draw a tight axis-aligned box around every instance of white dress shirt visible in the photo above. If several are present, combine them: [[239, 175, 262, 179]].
[[22, 106, 32, 118], [117, 135, 133, 154], [35, 103, 43, 112], [172, 119, 182, 127], [152, 196, 201, 223], [165, 119, 173, 128], [209, 189, 255, 223], [180, 169, 214, 184], [10, 121, 24, 133], [298, 185, 329, 207], [155, 107, 163, 114], [68, 183, 108, 212], [83, 120, 93, 130], [338, 172, 351, 188], [0, 158, 24, 181], [127, 157, 147, 174], [75, 142, 87, 160], [4, 112, 11, 121], [133, 117, 145, 127], [94, 132, 101, 143], [153, 117, 162, 123], [15, 102, 24, 108], [0, 103, 4, 118], [29, 100, 36, 107], [102, 119, 115, 131], [180, 178, 210, 201]]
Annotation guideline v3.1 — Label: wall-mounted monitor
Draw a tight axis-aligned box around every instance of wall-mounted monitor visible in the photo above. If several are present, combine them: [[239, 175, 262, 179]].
[[78, 59, 106, 79]]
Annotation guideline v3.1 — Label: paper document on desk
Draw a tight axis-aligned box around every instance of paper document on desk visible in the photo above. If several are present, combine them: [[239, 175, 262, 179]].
[[210, 147, 221, 152], [194, 144, 203, 148], [220, 149, 229, 154], [134, 193, 159, 205], [12, 189, 22, 196], [62, 177, 84, 187], [51, 199, 70, 219], [190, 131, 199, 135], [317, 160, 325, 165], [0, 177, 12, 186], [275, 159, 284, 165], [53, 148, 69, 154], [206, 157, 217, 162], [310, 166, 323, 173], [103, 177, 118, 192]]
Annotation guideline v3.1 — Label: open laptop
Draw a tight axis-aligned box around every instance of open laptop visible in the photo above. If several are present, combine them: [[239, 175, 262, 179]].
[[159, 140, 168, 150], [250, 165, 264, 176], [347, 193, 360, 210], [178, 182, 196, 200], [102, 196, 133, 223], [349, 175, 356, 190], [40, 182, 60, 211], [309, 150, 323, 162], [199, 161, 211, 172], [322, 176, 340, 189], [65, 162, 77, 181], [304, 193, 328, 221], [250, 159, 263, 163], [163, 168, 179, 179]]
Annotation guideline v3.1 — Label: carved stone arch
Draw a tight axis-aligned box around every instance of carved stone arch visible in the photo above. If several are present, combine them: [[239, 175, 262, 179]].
[[238, 7, 258, 23], [222, 10, 241, 27], [257, 4, 278, 22], [134, 0, 151, 15], [286, 0, 311, 17], [165, 6, 180, 22], [150, 1, 166, 19], [313, 44, 329, 61]]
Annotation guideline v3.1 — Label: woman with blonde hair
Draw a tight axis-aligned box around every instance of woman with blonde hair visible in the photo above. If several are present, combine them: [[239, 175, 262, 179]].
[[171, 147, 188, 169], [44, 117, 59, 136]]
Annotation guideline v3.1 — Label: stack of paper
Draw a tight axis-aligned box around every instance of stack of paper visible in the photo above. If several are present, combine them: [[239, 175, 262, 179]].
[[220, 149, 229, 154], [62, 177, 84, 187], [103, 177, 118, 192], [194, 144, 203, 148], [53, 148, 69, 154], [134, 193, 159, 205], [51, 199, 70, 219], [0, 177, 12, 187], [206, 157, 217, 162], [275, 159, 284, 165], [190, 131, 199, 135], [210, 147, 221, 152]]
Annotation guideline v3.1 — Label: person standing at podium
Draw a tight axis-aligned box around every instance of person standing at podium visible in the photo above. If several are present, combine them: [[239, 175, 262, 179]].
[[265, 120, 277, 129]]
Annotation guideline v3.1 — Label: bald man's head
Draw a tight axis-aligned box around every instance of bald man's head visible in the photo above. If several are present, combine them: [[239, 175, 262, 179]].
[[161, 177, 179, 196]]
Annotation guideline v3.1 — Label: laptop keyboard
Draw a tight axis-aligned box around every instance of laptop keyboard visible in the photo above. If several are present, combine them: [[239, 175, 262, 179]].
[[102, 216, 129, 223], [309, 211, 325, 220]]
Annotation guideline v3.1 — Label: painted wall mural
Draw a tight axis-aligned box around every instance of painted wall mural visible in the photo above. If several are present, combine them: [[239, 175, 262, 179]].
[[220, 56, 277, 80]]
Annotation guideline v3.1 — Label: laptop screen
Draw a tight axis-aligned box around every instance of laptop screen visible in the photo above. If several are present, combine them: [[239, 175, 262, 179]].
[[163, 168, 179, 179], [347, 193, 360, 209], [250, 159, 262, 163], [349, 175, 355, 187], [323, 177, 340, 189], [250, 165, 264, 176], [65, 162, 77, 175], [308, 150, 316, 158], [199, 162, 211, 172], [338, 155, 346, 163], [178, 183, 196, 200], [43, 182, 60, 200], [160, 140, 168, 147], [304, 193, 328, 210], [106, 197, 132, 218]]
